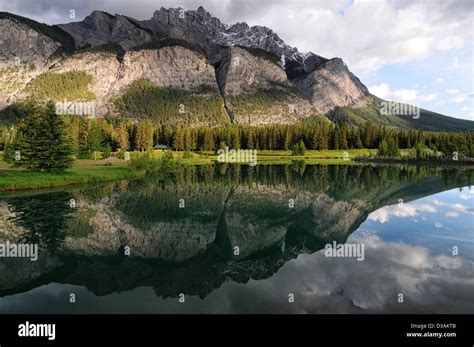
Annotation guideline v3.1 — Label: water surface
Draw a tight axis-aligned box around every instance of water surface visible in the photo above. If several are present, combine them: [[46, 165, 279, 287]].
[[0, 163, 472, 313]]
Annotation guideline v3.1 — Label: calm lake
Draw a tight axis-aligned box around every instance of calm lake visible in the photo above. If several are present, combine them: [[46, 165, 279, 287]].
[[0, 163, 473, 313]]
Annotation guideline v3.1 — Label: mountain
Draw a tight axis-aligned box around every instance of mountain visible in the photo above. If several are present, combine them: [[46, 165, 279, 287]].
[[0, 8, 472, 131]]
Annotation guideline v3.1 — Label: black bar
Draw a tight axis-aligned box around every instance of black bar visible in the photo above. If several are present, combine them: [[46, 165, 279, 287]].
[[0, 314, 472, 346]]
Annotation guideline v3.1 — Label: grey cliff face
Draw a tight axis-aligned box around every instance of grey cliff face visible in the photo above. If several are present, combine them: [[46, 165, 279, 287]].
[[58, 11, 153, 50], [49, 46, 220, 116], [0, 17, 60, 69], [216, 46, 287, 96], [0, 7, 373, 124], [293, 58, 370, 114]]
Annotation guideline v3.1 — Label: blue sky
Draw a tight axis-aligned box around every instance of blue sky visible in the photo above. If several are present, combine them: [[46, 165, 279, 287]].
[[359, 43, 473, 120], [361, 186, 474, 259], [1, 0, 472, 120]]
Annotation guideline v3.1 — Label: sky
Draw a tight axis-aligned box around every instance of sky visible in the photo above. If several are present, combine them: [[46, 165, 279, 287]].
[[1, 0, 472, 120]]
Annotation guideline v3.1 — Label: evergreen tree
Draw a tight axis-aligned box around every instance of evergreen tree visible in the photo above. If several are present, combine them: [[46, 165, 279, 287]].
[[311, 128, 319, 150], [331, 126, 339, 150], [202, 128, 214, 151], [78, 118, 89, 154], [135, 119, 154, 151], [318, 125, 328, 150], [339, 123, 348, 149], [87, 121, 105, 159], [283, 127, 291, 150], [172, 125, 185, 151], [246, 127, 254, 149], [354, 128, 363, 149], [184, 126, 193, 151], [116, 123, 129, 150], [386, 138, 400, 157], [7, 101, 73, 171], [231, 128, 240, 149], [377, 140, 388, 156]]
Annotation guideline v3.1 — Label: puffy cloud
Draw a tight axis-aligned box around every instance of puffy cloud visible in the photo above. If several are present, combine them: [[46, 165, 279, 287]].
[[454, 92, 474, 103], [431, 199, 474, 214], [446, 89, 460, 95], [367, 203, 436, 224], [369, 83, 437, 105], [436, 36, 464, 51]]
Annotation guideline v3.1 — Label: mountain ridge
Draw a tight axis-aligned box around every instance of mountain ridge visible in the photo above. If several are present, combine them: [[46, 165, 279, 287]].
[[0, 8, 472, 131]]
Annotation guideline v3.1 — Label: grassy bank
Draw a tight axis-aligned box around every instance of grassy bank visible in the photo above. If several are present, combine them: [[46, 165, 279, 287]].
[[152, 148, 376, 164], [0, 159, 145, 191], [0, 149, 377, 191]]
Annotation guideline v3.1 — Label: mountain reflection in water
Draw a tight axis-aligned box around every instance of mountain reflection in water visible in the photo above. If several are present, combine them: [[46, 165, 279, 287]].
[[0, 163, 472, 313]]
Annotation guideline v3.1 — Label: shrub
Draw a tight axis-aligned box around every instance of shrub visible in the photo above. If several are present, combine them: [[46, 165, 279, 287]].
[[292, 140, 306, 156], [415, 142, 427, 159], [129, 155, 160, 173], [118, 148, 127, 160], [129, 151, 176, 175], [101, 145, 112, 159]]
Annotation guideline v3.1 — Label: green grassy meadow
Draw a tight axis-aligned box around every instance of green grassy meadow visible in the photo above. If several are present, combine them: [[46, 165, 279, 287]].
[[0, 149, 376, 191]]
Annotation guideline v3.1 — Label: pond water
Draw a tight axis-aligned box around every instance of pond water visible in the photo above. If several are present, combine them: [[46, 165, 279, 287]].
[[0, 163, 472, 313]]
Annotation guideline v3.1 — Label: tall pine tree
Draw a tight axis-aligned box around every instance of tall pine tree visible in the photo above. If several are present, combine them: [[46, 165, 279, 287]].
[[6, 101, 73, 171]]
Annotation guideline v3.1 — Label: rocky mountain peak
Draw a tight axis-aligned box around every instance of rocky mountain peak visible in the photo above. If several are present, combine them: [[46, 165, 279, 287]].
[[83, 10, 115, 29], [228, 22, 250, 32], [196, 5, 212, 17], [152, 6, 227, 34], [1, 8, 472, 130]]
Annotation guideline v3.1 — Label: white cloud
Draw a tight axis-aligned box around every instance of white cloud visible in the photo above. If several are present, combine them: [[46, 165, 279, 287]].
[[369, 83, 437, 104], [431, 199, 474, 214], [435, 78, 444, 85], [454, 93, 474, 103], [446, 89, 460, 95], [264, 0, 473, 72], [210, 233, 474, 313], [436, 36, 464, 51], [368, 83, 391, 99], [368, 203, 437, 224], [445, 211, 459, 217]]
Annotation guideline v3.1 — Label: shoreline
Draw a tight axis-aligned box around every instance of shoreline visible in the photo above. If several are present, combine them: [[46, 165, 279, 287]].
[[355, 157, 474, 165], [0, 159, 146, 192], [1, 150, 473, 192]]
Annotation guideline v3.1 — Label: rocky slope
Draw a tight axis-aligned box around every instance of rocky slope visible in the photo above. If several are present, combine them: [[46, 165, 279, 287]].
[[46, 46, 221, 118], [59, 11, 153, 51], [293, 58, 370, 114], [215, 46, 315, 124], [0, 8, 472, 130]]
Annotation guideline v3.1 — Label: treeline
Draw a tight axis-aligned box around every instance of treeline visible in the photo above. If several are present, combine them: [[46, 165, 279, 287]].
[[25, 71, 95, 101], [1, 115, 473, 158], [115, 80, 229, 125]]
